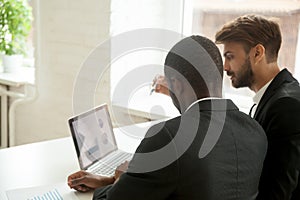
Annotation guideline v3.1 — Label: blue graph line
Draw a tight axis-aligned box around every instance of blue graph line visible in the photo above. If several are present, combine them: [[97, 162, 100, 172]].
[[46, 192, 51, 200], [27, 189, 63, 200]]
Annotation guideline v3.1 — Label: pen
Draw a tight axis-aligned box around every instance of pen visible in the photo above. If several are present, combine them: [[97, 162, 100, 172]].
[[150, 82, 157, 95]]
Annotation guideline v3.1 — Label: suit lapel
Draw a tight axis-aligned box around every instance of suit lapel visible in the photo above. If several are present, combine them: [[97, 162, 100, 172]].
[[254, 69, 297, 119]]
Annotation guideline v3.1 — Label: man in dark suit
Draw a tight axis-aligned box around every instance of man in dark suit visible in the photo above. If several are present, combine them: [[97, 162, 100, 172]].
[[215, 14, 300, 200], [68, 35, 267, 199]]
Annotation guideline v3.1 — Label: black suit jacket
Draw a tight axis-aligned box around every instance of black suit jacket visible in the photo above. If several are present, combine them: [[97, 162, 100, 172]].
[[94, 99, 267, 200], [255, 69, 300, 200]]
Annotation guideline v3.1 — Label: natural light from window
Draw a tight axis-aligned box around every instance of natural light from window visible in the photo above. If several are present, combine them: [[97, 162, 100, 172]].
[[110, 0, 300, 117]]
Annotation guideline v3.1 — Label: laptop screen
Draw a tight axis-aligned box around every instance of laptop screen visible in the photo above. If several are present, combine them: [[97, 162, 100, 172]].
[[68, 104, 117, 169]]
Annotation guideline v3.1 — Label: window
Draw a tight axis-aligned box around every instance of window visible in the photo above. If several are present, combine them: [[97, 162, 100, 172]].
[[110, 0, 187, 118], [294, 23, 300, 81], [110, 0, 300, 116], [0, 0, 34, 75], [23, 0, 35, 68], [189, 0, 300, 113]]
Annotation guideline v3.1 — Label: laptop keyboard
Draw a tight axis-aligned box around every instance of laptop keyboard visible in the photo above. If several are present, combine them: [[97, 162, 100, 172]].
[[89, 151, 132, 176]]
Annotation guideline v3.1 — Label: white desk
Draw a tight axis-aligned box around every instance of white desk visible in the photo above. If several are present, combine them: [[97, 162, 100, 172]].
[[0, 122, 155, 200]]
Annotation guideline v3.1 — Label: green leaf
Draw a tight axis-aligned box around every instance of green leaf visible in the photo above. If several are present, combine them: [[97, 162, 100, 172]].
[[0, 0, 32, 55]]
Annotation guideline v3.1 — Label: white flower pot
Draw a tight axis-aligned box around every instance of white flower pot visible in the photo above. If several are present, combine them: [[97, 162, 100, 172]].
[[2, 54, 23, 73]]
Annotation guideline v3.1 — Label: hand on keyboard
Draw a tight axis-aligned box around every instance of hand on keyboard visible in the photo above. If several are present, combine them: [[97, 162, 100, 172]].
[[114, 161, 129, 182], [67, 170, 115, 192]]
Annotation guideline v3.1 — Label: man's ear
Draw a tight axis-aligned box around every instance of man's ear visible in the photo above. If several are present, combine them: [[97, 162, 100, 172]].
[[170, 77, 184, 95], [253, 44, 265, 64]]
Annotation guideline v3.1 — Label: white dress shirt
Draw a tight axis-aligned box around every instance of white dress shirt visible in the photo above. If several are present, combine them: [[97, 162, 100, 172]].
[[250, 80, 273, 117]]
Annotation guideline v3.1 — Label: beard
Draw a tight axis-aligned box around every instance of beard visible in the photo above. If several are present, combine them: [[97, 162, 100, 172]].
[[227, 56, 254, 88]]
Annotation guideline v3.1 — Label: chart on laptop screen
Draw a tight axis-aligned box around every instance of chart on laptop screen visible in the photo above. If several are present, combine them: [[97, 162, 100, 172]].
[[72, 106, 116, 168]]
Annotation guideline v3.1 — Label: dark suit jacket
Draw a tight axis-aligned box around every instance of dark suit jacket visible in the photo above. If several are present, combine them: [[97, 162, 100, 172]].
[[255, 69, 300, 200], [94, 99, 267, 200]]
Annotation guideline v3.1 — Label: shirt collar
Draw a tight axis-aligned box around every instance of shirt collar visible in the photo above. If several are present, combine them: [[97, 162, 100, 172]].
[[253, 79, 273, 105], [185, 97, 222, 113]]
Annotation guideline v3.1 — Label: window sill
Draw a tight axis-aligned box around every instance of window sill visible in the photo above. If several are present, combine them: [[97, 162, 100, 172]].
[[0, 67, 35, 87], [112, 89, 180, 122]]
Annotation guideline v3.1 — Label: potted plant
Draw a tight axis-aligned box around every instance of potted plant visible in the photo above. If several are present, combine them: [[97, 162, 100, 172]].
[[0, 0, 33, 73]]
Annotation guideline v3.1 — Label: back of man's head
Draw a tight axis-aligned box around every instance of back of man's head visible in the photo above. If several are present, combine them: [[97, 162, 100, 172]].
[[164, 35, 223, 100]]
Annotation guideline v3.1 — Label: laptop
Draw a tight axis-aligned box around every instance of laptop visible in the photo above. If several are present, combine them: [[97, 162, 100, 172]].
[[68, 103, 133, 176]]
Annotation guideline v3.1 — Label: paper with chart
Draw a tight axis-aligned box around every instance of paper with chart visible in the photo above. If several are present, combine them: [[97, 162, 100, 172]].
[[5, 182, 79, 200]]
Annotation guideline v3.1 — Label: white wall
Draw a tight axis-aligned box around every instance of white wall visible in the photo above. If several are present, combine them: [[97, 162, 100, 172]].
[[14, 0, 111, 145], [13, 0, 190, 146]]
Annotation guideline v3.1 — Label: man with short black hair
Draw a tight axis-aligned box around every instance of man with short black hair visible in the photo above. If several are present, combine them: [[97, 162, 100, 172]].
[[68, 35, 267, 200]]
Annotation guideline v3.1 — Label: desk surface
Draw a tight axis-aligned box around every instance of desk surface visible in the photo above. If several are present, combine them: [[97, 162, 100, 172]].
[[0, 122, 155, 200]]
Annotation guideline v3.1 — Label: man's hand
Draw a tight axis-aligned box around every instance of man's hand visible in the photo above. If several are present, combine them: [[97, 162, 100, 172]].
[[114, 161, 129, 182], [67, 170, 115, 192], [152, 75, 170, 96]]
